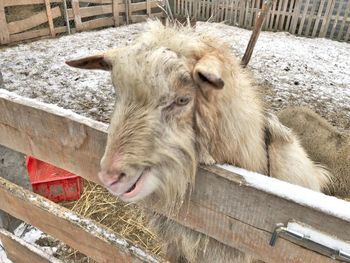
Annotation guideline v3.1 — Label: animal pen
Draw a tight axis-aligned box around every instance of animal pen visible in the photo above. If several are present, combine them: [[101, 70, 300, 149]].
[[0, 0, 350, 263]]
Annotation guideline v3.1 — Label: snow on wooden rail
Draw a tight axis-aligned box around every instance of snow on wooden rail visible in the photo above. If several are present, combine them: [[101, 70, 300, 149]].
[[0, 89, 350, 263]]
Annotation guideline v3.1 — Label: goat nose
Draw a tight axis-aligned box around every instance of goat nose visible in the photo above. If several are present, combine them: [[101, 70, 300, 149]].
[[98, 170, 126, 187]]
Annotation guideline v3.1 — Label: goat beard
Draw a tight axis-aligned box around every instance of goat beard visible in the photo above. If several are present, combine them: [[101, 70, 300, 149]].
[[138, 147, 197, 216]]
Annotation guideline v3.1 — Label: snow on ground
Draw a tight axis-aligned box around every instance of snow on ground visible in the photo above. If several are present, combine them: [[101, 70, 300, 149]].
[[0, 22, 349, 129], [0, 241, 12, 263]]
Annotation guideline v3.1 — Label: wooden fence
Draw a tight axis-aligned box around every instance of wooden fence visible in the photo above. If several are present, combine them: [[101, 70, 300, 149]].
[[0, 0, 164, 45], [1, 90, 350, 262], [173, 0, 350, 41]]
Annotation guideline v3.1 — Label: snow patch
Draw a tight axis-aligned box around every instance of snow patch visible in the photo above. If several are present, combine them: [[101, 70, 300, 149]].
[[0, 240, 13, 263]]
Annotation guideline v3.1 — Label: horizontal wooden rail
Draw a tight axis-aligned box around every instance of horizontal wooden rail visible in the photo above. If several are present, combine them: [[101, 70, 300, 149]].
[[0, 228, 63, 263], [7, 6, 62, 35], [0, 90, 349, 262], [3, 0, 63, 6], [66, 1, 161, 19], [0, 177, 163, 263]]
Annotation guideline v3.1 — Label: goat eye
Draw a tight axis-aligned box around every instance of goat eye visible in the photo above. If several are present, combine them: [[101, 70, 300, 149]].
[[175, 96, 191, 106]]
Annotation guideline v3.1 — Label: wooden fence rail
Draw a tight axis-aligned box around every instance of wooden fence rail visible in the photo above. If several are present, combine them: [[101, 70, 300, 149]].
[[0, 0, 164, 45], [174, 0, 350, 42], [0, 90, 350, 262]]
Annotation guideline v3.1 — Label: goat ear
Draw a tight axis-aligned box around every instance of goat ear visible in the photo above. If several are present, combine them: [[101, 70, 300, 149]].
[[193, 55, 225, 90], [65, 49, 118, 71], [65, 55, 112, 71]]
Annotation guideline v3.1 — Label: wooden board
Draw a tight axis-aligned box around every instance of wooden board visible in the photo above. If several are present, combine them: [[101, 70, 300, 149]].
[[0, 1, 10, 45], [337, 0, 350, 40], [297, 0, 311, 35], [319, 0, 335, 37], [113, 0, 121, 26], [1, 91, 350, 262], [7, 6, 62, 35], [10, 26, 67, 43], [0, 177, 163, 263], [0, 228, 63, 263], [44, 0, 56, 37], [72, 0, 83, 31], [289, 0, 301, 34], [311, 0, 326, 37], [66, 1, 161, 19], [4, 0, 63, 6], [82, 17, 115, 30]]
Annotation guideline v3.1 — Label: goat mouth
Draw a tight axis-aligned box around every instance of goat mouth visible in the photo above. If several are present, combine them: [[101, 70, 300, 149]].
[[122, 168, 150, 199]]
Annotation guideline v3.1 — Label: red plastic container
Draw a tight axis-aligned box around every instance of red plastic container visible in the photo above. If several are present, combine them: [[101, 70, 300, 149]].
[[26, 156, 83, 202]]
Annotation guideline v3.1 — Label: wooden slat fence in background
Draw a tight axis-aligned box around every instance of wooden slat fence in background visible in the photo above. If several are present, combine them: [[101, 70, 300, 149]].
[[175, 0, 350, 41], [0, 0, 164, 45]]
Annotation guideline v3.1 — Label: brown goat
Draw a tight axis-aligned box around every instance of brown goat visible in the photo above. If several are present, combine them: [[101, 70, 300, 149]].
[[66, 21, 332, 263], [278, 107, 350, 198]]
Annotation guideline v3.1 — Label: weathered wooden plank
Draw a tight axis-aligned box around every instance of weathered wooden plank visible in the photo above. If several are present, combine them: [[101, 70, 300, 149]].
[[113, 0, 120, 26], [4, 0, 63, 6], [79, 0, 113, 3], [72, 0, 83, 31], [146, 0, 151, 15], [297, 0, 311, 35], [10, 26, 67, 43], [68, 4, 113, 19], [0, 1, 10, 45], [0, 177, 162, 263], [268, 0, 277, 30], [132, 12, 164, 23], [330, 0, 344, 39], [1, 91, 350, 263], [345, 26, 350, 41], [44, 0, 56, 37], [7, 6, 61, 35], [285, 0, 295, 30], [81, 17, 115, 30], [239, 0, 245, 26], [289, 0, 301, 34], [66, 1, 160, 19], [319, 0, 335, 37], [0, 228, 63, 263], [279, 0, 288, 30], [242, 0, 273, 67], [337, 0, 350, 40], [304, 0, 317, 36], [274, 0, 284, 31], [311, 0, 325, 37]]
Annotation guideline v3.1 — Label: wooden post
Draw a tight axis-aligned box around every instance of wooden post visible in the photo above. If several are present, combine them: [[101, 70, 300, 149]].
[[44, 0, 55, 37], [62, 0, 71, 34], [146, 0, 151, 16], [241, 0, 273, 68], [279, 0, 289, 31], [72, 0, 83, 31], [305, 0, 317, 36], [297, 0, 311, 35], [319, 0, 335, 38], [124, 0, 130, 24], [0, 1, 10, 45], [329, 0, 343, 39], [289, 0, 301, 34], [337, 0, 350, 41], [311, 0, 325, 37], [113, 0, 120, 26]]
